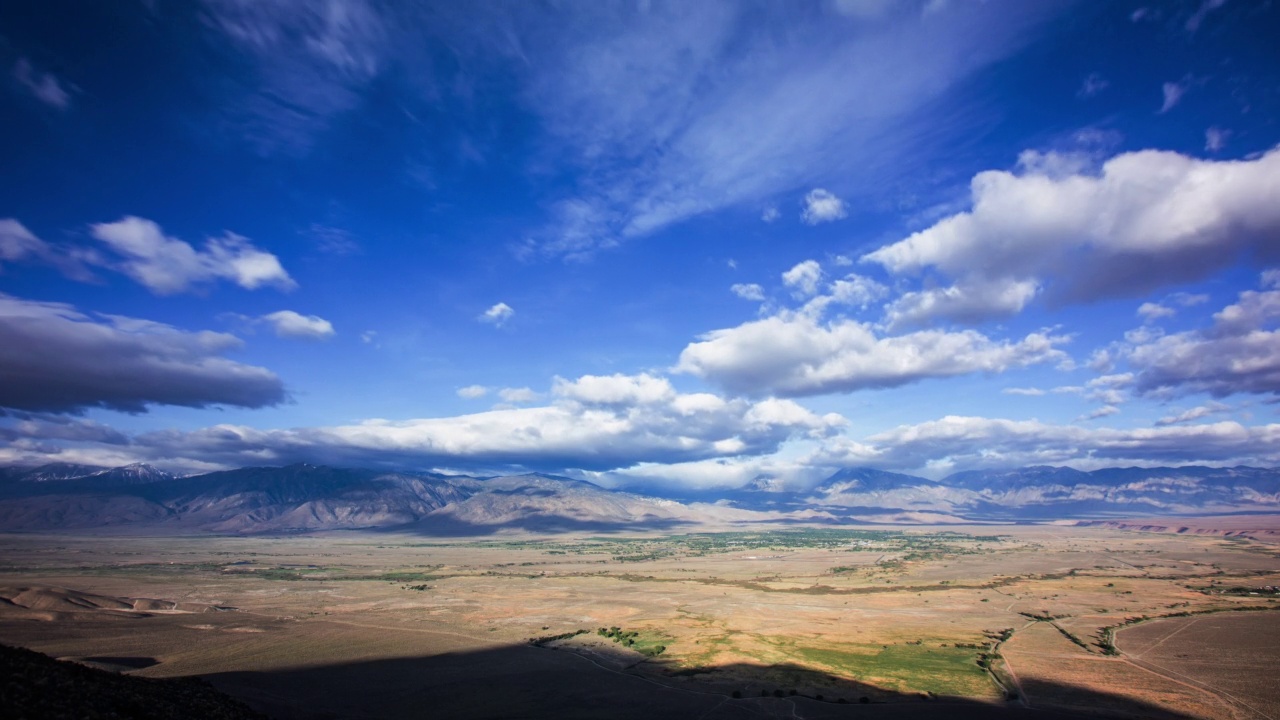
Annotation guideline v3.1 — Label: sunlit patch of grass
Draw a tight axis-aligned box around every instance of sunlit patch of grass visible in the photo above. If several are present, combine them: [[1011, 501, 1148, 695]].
[[794, 643, 997, 697]]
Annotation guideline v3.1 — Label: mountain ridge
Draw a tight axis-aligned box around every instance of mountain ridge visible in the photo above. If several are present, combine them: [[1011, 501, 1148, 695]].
[[0, 461, 1276, 534]]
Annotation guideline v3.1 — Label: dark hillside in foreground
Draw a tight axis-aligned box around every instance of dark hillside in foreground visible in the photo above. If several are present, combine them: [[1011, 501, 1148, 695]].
[[1, 642, 265, 720]]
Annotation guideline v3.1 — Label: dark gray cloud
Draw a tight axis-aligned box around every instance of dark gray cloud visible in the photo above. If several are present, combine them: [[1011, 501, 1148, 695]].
[[0, 294, 286, 414], [0, 412, 130, 445]]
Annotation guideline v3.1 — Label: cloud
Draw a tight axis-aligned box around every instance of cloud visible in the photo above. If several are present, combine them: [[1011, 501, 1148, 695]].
[[1204, 127, 1230, 152], [0, 294, 285, 414], [782, 260, 823, 297], [1082, 405, 1120, 420], [863, 147, 1280, 306], [730, 283, 765, 301], [1156, 402, 1230, 426], [820, 414, 1280, 473], [456, 385, 488, 399], [1077, 72, 1108, 98], [1186, 0, 1227, 33], [12, 58, 72, 109], [90, 217, 295, 294], [1002, 387, 1046, 396], [123, 372, 841, 472], [0, 219, 98, 281], [515, 1, 1068, 256], [1172, 292, 1210, 307], [360, 330, 377, 344], [597, 447, 831, 493], [1137, 302, 1176, 322], [1121, 282, 1280, 399], [498, 387, 539, 404], [676, 307, 1068, 398], [260, 310, 335, 340], [199, 0, 388, 153], [0, 414, 130, 446], [883, 278, 1038, 329], [822, 273, 889, 311], [479, 302, 514, 327], [0, 219, 55, 266], [306, 224, 361, 255], [552, 373, 675, 406], [1139, 292, 1211, 324], [800, 189, 848, 225], [761, 207, 780, 223], [1159, 76, 1194, 113]]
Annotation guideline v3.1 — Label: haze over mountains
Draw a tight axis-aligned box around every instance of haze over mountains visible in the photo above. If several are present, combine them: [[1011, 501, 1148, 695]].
[[0, 462, 1276, 535]]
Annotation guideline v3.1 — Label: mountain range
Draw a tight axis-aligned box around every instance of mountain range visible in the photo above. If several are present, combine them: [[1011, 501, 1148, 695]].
[[0, 461, 1276, 534]]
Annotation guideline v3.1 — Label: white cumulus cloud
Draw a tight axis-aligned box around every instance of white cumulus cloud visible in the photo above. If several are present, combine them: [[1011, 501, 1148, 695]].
[[863, 147, 1280, 306], [1137, 302, 1176, 322], [730, 283, 765, 301], [260, 310, 335, 340], [884, 278, 1038, 329], [676, 309, 1067, 397], [800, 189, 848, 225], [479, 302, 514, 327], [498, 387, 539, 404], [129, 372, 842, 472], [782, 260, 823, 297], [91, 217, 295, 295]]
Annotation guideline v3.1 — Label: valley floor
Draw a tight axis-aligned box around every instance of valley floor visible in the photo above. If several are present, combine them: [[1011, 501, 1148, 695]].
[[0, 520, 1278, 719]]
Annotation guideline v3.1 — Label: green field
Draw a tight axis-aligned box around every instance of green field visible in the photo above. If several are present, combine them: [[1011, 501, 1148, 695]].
[[795, 643, 997, 697]]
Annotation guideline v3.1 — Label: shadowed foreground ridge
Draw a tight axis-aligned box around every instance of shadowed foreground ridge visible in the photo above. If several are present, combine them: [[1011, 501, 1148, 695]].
[[1, 642, 265, 720], [201, 641, 1201, 720]]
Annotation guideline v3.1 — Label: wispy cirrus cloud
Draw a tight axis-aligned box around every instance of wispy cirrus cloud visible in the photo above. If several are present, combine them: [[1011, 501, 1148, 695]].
[[512, 0, 1071, 257], [196, 1, 1072, 256], [199, 0, 388, 153], [11, 58, 73, 109]]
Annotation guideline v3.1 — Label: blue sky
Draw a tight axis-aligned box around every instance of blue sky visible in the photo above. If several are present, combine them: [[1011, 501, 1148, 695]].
[[2, 0, 1280, 489]]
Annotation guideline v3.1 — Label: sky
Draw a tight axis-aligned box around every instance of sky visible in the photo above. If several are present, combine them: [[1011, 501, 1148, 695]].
[[2, 0, 1280, 491]]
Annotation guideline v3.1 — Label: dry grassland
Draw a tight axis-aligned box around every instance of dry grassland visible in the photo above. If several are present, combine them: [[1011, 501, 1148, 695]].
[[0, 522, 1277, 718]]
